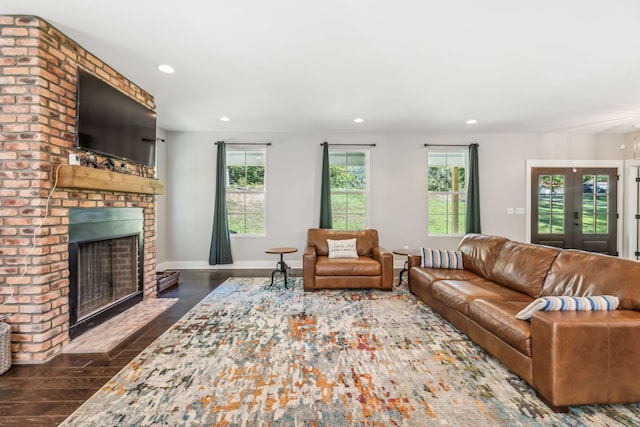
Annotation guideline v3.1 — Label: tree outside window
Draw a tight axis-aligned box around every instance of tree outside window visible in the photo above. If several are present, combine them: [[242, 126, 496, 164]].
[[226, 149, 265, 235], [427, 150, 466, 235], [329, 150, 368, 230]]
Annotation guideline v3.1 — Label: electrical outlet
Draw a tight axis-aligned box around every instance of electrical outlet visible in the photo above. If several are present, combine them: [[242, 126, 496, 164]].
[[68, 153, 80, 165]]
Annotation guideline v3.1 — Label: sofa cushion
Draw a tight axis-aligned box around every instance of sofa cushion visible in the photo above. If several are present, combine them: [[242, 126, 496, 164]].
[[432, 279, 533, 315], [327, 238, 358, 259], [542, 250, 640, 310], [515, 295, 620, 320], [458, 234, 509, 279], [468, 299, 532, 356], [411, 266, 483, 287], [486, 241, 560, 298], [420, 248, 464, 269], [307, 229, 378, 257], [315, 256, 381, 276]]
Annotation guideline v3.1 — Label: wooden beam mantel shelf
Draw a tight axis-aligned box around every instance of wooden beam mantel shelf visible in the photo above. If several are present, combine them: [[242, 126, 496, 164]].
[[57, 165, 165, 195]]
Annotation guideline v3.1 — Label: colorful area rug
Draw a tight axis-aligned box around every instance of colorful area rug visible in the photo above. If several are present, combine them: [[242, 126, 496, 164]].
[[60, 278, 640, 426]]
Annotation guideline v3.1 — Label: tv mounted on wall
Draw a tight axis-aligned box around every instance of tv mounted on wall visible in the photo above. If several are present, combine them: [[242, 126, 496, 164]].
[[76, 68, 157, 167]]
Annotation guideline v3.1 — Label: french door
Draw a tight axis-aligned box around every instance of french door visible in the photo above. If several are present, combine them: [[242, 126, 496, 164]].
[[531, 167, 617, 255]]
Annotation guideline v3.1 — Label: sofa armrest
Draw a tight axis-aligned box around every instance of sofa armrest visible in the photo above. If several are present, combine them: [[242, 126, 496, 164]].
[[408, 254, 421, 269], [407, 254, 421, 288], [303, 245, 316, 291], [372, 246, 393, 290], [531, 310, 640, 407]]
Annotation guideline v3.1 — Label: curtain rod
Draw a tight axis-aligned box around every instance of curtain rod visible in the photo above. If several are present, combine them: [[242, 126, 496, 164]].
[[215, 142, 272, 146], [321, 142, 376, 147], [424, 143, 479, 147]]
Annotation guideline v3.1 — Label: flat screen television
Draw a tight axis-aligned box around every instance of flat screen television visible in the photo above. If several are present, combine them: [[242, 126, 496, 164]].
[[76, 68, 157, 167]]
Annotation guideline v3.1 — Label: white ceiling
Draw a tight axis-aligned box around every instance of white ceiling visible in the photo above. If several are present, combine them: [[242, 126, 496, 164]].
[[5, 0, 640, 134]]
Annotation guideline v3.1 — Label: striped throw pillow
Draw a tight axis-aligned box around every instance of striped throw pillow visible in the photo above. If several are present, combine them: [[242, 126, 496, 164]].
[[515, 295, 619, 321], [420, 248, 464, 269]]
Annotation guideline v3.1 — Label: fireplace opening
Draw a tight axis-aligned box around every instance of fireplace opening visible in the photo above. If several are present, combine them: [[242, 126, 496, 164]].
[[68, 208, 144, 339], [75, 235, 139, 319]]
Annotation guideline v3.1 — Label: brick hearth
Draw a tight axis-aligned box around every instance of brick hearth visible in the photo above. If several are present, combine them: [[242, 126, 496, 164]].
[[0, 15, 160, 363]]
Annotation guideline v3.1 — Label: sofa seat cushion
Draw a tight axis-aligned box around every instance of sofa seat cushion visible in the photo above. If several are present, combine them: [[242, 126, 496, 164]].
[[468, 299, 532, 356], [315, 256, 381, 276], [432, 280, 533, 315], [412, 267, 482, 286]]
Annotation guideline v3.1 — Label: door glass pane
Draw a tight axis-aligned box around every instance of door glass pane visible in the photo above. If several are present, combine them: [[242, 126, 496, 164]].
[[582, 175, 609, 235], [537, 175, 565, 234]]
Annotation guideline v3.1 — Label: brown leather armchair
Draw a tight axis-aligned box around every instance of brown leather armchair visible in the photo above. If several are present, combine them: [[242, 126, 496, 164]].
[[303, 228, 393, 292]]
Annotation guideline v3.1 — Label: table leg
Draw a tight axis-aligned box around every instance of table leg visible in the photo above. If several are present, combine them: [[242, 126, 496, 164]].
[[282, 257, 289, 289], [270, 254, 289, 289], [398, 260, 408, 285]]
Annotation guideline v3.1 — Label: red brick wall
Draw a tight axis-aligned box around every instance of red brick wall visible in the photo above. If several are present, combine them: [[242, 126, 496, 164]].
[[0, 16, 159, 363]]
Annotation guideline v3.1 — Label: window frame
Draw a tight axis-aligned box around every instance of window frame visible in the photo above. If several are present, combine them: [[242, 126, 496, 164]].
[[328, 148, 370, 231], [225, 146, 267, 237], [426, 147, 468, 237]]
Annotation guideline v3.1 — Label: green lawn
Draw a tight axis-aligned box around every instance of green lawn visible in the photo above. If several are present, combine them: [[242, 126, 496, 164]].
[[224, 189, 609, 237], [331, 192, 366, 230], [428, 194, 465, 235], [227, 192, 265, 235], [537, 194, 608, 235]]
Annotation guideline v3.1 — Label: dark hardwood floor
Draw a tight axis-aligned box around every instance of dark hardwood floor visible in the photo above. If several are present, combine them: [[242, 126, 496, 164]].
[[0, 269, 280, 427]]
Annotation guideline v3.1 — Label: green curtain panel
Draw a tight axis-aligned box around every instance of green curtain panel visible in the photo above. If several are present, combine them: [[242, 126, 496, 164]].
[[209, 141, 233, 265], [319, 142, 333, 229], [465, 143, 481, 233]]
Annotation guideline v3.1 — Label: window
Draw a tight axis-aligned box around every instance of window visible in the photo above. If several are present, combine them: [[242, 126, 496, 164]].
[[329, 150, 369, 230], [427, 149, 467, 235], [226, 149, 266, 235]]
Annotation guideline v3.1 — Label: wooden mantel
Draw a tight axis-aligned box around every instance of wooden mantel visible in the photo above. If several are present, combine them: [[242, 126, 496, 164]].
[[57, 165, 165, 195]]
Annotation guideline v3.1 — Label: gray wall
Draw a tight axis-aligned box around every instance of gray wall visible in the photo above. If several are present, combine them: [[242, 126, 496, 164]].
[[155, 131, 629, 270]]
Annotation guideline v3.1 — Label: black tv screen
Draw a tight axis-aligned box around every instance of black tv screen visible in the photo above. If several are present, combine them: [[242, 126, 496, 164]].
[[76, 69, 157, 167]]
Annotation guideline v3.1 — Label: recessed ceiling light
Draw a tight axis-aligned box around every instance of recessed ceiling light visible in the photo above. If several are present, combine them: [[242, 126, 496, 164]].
[[157, 64, 175, 74], [354, 118, 364, 123], [466, 119, 478, 125], [220, 116, 231, 122]]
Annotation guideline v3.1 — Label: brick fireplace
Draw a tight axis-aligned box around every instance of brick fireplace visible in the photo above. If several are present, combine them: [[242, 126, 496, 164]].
[[0, 16, 161, 363]]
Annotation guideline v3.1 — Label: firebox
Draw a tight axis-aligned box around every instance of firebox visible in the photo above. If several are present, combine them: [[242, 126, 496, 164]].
[[68, 208, 144, 338]]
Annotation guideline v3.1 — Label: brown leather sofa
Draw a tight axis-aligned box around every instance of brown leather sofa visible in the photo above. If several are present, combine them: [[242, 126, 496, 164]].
[[303, 228, 393, 292], [408, 233, 640, 410]]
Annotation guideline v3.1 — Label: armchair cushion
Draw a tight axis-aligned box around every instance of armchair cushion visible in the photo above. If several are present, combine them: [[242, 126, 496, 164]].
[[307, 229, 378, 256], [316, 256, 381, 276], [327, 238, 358, 259]]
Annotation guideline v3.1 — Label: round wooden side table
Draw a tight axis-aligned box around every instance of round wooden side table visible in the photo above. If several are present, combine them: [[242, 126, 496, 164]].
[[265, 247, 298, 288], [392, 248, 420, 285]]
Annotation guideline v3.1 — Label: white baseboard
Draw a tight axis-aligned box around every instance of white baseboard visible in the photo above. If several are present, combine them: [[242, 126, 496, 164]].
[[157, 260, 407, 271]]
